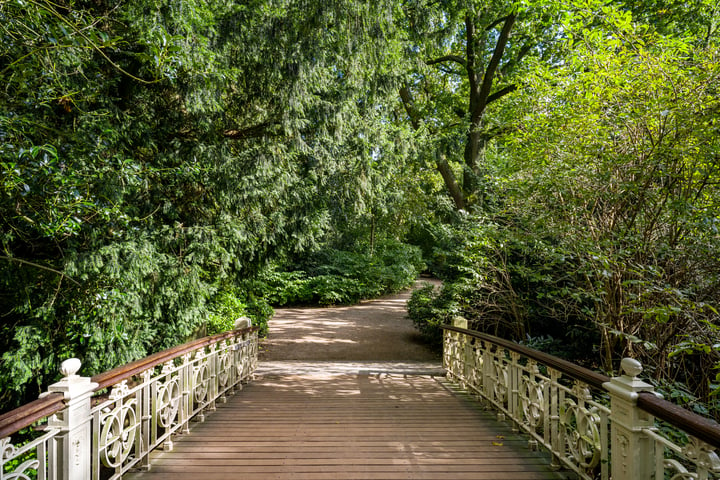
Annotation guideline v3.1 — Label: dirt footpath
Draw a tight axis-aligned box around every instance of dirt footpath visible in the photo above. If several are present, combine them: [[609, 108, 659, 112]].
[[259, 279, 442, 364]]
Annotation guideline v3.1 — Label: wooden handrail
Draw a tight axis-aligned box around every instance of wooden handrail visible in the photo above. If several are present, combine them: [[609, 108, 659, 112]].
[[442, 325, 610, 388], [442, 325, 720, 450], [0, 326, 258, 439], [0, 393, 65, 438], [638, 391, 720, 449], [92, 326, 258, 391]]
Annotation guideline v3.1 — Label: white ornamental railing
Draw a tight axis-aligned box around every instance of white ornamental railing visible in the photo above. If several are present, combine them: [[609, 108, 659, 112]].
[[0, 325, 258, 480], [443, 325, 720, 480]]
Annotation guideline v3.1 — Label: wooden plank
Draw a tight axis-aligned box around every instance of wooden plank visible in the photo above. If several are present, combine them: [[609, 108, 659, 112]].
[[126, 373, 570, 480]]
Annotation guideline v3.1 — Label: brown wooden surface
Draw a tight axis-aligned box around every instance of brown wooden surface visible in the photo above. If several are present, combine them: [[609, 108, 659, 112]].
[[0, 392, 65, 438], [126, 372, 570, 480]]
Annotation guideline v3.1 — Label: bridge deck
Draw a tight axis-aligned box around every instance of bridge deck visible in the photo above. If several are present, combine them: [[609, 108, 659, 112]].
[[126, 369, 570, 480]]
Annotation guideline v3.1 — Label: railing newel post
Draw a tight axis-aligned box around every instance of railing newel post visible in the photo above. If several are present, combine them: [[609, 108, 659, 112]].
[[41, 358, 98, 480], [603, 357, 656, 480]]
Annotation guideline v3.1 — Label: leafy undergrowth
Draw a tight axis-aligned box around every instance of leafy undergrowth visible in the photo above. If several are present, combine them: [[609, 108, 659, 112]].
[[241, 241, 425, 307]]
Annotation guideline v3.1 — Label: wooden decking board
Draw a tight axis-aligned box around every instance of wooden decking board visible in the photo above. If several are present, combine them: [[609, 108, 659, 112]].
[[127, 474, 562, 480], [152, 456, 552, 465], [126, 373, 570, 480]]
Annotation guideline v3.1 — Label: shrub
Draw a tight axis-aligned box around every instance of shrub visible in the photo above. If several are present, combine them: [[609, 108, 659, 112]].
[[407, 282, 459, 346], [207, 288, 272, 337], [247, 241, 425, 307]]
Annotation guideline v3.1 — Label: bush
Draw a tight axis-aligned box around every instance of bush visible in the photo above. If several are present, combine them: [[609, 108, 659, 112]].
[[206, 288, 273, 337], [407, 282, 459, 346], [246, 241, 425, 307]]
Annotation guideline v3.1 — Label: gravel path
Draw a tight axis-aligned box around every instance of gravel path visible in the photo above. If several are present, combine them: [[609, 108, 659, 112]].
[[257, 279, 442, 374]]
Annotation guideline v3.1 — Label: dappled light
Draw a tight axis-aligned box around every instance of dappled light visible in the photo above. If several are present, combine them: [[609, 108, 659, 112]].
[[125, 372, 566, 479], [260, 285, 441, 363], [2, 2, 720, 478]]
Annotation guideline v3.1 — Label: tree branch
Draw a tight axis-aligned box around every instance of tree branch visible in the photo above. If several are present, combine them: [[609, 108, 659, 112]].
[[436, 153, 466, 211], [465, 14, 479, 108], [486, 84, 517, 105], [0, 255, 80, 285], [472, 12, 516, 124], [426, 55, 467, 67], [485, 14, 512, 32], [399, 86, 421, 130], [501, 42, 533, 77]]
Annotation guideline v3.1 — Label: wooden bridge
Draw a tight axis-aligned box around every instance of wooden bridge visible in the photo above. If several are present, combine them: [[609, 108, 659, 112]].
[[2, 291, 720, 480], [124, 367, 567, 480]]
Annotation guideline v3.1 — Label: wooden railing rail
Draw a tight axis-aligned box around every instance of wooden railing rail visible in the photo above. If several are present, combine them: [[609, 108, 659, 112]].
[[0, 325, 259, 480], [91, 328, 257, 391], [443, 325, 611, 388], [442, 324, 720, 480], [0, 393, 65, 439]]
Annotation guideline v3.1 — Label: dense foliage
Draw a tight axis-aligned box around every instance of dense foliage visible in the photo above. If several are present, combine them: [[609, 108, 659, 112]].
[[0, 0, 419, 412], [1, 0, 719, 422], [407, 1, 720, 416]]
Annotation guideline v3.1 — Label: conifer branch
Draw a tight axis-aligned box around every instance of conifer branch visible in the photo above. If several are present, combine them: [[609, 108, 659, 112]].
[[0, 255, 80, 285], [223, 121, 279, 140]]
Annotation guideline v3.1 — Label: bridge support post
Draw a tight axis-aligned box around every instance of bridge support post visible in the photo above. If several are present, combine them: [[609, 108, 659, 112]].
[[603, 358, 656, 480], [41, 358, 98, 480]]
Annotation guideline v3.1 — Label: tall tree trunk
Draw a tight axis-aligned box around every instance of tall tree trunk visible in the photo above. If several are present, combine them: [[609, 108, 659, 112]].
[[462, 13, 516, 199], [436, 153, 466, 211]]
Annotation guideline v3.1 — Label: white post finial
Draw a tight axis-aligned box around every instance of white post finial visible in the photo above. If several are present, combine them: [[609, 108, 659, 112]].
[[60, 358, 82, 378], [620, 358, 643, 379], [234, 317, 252, 329]]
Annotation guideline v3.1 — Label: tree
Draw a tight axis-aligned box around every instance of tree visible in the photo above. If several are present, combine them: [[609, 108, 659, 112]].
[[397, 0, 563, 210], [506, 3, 720, 390], [0, 0, 415, 411]]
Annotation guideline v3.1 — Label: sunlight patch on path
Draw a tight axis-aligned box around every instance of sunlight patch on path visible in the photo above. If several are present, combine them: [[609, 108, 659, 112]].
[[256, 360, 446, 377]]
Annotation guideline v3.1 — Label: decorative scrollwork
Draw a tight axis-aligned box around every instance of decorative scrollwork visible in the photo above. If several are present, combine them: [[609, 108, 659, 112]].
[[235, 343, 247, 377], [217, 350, 232, 388], [155, 377, 180, 429], [3, 460, 41, 480], [561, 399, 602, 469], [521, 375, 545, 429], [161, 360, 175, 375], [249, 336, 258, 372], [664, 459, 699, 480], [1, 437, 16, 460], [1, 438, 40, 480], [492, 362, 509, 403], [444, 332, 462, 377], [466, 346, 483, 389], [193, 361, 210, 406], [99, 399, 139, 468], [108, 380, 130, 401], [682, 437, 720, 473]]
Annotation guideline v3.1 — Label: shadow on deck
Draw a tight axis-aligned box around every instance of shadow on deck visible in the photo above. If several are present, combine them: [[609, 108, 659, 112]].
[[126, 364, 572, 480]]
